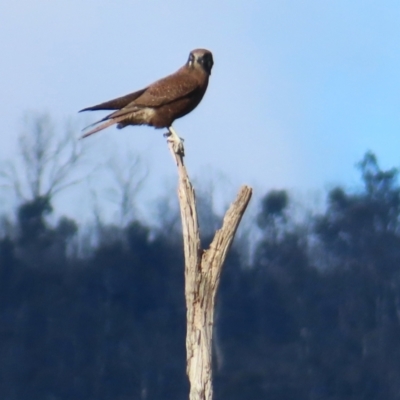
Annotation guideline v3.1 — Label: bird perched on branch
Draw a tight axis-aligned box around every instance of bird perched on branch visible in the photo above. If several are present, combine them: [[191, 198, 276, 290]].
[[79, 48, 214, 154]]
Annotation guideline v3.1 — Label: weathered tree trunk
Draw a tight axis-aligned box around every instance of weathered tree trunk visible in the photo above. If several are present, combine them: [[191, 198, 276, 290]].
[[168, 143, 252, 400]]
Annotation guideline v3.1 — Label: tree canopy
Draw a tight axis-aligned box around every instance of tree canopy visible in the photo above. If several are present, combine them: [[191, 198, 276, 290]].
[[1, 123, 400, 400]]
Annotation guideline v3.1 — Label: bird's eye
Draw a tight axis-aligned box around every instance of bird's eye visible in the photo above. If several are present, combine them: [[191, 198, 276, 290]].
[[203, 54, 213, 67]]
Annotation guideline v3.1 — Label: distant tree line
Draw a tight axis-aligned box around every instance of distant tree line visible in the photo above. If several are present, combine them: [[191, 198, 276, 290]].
[[1, 116, 400, 399]]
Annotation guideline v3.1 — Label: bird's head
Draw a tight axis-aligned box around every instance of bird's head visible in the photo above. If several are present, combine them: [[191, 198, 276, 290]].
[[187, 49, 214, 75]]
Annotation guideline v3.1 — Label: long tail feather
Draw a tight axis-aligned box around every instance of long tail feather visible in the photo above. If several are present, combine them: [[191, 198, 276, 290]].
[[80, 116, 126, 139], [81, 112, 111, 131]]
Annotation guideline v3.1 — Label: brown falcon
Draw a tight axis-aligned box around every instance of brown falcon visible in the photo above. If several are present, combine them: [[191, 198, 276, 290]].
[[79, 48, 213, 153]]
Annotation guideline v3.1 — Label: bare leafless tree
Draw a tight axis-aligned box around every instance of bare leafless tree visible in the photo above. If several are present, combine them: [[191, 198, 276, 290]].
[[0, 112, 85, 202], [104, 151, 148, 225]]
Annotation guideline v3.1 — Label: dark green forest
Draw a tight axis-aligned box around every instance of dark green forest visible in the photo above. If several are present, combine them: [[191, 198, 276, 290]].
[[1, 119, 400, 399]]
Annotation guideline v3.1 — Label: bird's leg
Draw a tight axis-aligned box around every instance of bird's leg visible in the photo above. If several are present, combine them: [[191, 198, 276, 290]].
[[164, 126, 185, 155]]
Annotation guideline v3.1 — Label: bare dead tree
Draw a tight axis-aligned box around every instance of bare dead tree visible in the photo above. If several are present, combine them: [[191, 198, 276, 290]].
[[105, 151, 148, 225], [0, 112, 85, 202], [167, 142, 252, 400]]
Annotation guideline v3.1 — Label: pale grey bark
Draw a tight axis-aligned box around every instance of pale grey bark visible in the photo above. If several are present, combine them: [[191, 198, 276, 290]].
[[168, 143, 252, 400]]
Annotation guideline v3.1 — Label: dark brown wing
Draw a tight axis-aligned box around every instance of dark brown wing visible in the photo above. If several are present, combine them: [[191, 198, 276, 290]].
[[105, 70, 200, 120], [134, 71, 199, 107], [79, 88, 147, 112]]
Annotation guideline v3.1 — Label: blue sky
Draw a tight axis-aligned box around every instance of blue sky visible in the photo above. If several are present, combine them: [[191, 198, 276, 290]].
[[2, 1, 400, 221]]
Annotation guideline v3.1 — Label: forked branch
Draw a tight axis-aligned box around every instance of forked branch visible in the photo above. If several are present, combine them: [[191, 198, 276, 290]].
[[167, 142, 252, 400]]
